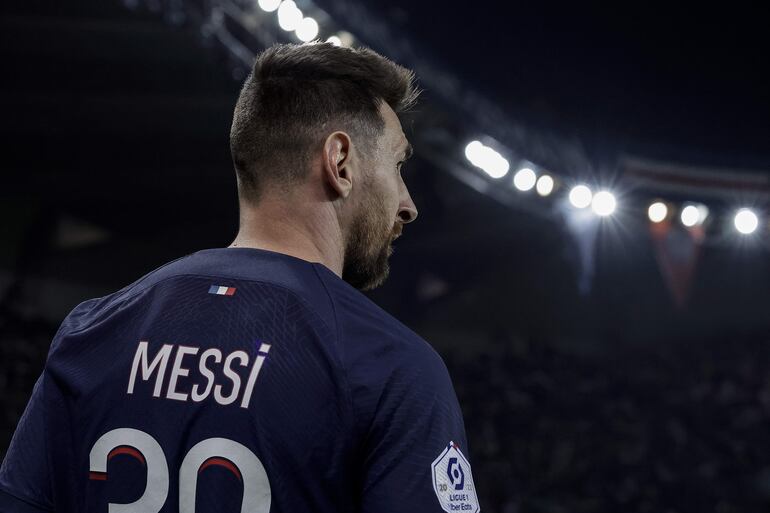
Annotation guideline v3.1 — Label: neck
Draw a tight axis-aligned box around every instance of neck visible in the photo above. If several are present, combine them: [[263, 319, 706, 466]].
[[229, 190, 345, 277]]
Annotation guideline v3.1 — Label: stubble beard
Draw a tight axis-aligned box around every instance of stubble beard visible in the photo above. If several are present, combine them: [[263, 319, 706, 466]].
[[342, 194, 398, 291]]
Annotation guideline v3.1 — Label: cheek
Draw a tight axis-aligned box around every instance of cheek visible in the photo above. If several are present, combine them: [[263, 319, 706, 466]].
[[369, 170, 399, 212], [386, 177, 402, 216]]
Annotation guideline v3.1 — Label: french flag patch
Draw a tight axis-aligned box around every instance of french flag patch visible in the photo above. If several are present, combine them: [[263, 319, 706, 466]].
[[208, 285, 237, 296]]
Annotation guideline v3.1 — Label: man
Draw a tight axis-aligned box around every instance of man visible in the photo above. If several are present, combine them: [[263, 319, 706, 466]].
[[0, 42, 479, 512]]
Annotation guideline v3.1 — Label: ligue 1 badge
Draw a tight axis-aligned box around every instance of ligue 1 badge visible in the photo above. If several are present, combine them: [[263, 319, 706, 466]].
[[431, 441, 480, 512]]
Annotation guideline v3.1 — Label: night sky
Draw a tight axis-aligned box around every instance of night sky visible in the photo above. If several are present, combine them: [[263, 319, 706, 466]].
[[340, 1, 770, 168]]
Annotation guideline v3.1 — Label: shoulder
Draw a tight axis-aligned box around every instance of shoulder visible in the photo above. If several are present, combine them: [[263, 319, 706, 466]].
[[316, 266, 443, 353], [313, 265, 451, 393], [313, 272, 466, 457]]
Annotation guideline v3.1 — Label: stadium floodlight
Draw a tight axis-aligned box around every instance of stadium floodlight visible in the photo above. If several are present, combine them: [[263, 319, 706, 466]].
[[680, 205, 699, 227], [295, 16, 319, 42], [513, 168, 536, 191], [464, 141, 483, 165], [257, 0, 281, 12], [536, 174, 554, 196], [277, 0, 303, 31], [648, 201, 668, 223], [336, 31, 354, 47], [478, 148, 509, 179], [326, 35, 342, 46], [734, 208, 759, 234], [680, 203, 708, 227], [697, 205, 709, 224], [591, 190, 616, 217], [464, 140, 509, 179], [568, 185, 592, 209]]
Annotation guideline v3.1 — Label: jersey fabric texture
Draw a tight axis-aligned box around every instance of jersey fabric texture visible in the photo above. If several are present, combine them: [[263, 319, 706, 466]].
[[0, 248, 475, 512]]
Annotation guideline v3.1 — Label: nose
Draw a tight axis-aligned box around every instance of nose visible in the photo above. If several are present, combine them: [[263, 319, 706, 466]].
[[397, 183, 418, 224]]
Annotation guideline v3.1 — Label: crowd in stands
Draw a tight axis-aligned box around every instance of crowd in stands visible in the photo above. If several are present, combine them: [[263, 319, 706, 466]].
[[448, 334, 770, 512]]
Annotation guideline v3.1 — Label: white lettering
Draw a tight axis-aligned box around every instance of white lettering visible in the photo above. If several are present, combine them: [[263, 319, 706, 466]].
[[166, 346, 199, 401], [215, 351, 249, 405], [240, 349, 270, 409], [127, 341, 173, 397], [127, 341, 271, 408], [191, 348, 222, 402]]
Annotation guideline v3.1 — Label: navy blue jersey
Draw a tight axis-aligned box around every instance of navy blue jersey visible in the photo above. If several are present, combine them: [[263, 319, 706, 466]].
[[0, 248, 479, 513]]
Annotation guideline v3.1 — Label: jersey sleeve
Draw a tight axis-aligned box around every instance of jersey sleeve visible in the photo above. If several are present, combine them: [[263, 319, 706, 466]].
[[0, 374, 54, 512], [352, 340, 480, 513]]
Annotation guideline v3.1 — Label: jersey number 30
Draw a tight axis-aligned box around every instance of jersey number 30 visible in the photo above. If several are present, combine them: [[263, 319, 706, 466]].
[[88, 428, 271, 513]]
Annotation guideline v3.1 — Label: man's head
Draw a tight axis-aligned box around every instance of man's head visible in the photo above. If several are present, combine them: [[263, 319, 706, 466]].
[[230, 43, 420, 290]]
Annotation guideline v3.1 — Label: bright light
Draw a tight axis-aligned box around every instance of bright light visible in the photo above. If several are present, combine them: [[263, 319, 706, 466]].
[[326, 35, 342, 46], [295, 16, 319, 41], [536, 175, 554, 196], [568, 185, 592, 209], [277, 0, 303, 31], [464, 140, 509, 179], [680, 203, 708, 227], [648, 202, 668, 223], [734, 208, 759, 234], [336, 31, 354, 47], [464, 141, 482, 162], [513, 168, 537, 191], [591, 190, 616, 216], [257, 0, 281, 12], [680, 205, 699, 227], [697, 205, 709, 224]]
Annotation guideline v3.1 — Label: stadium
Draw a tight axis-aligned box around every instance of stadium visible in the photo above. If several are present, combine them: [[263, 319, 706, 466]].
[[2, 1, 769, 511]]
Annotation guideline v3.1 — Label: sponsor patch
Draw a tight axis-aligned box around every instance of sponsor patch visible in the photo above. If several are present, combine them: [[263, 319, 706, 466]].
[[431, 441, 480, 512]]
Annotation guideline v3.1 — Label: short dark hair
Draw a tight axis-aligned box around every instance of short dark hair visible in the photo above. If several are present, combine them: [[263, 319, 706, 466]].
[[229, 42, 419, 202]]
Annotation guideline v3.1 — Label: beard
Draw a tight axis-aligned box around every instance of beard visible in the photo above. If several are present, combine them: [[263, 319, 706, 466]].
[[342, 194, 399, 291]]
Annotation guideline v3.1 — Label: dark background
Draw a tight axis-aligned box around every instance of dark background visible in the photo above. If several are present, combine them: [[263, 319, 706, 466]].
[[2, 1, 770, 511]]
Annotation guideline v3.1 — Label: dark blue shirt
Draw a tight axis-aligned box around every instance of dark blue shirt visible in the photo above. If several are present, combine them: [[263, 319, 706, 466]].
[[0, 248, 479, 512]]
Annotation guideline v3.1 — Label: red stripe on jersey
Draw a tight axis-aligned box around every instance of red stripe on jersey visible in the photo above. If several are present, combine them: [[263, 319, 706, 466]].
[[199, 457, 242, 482], [108, 446, 146, 465]]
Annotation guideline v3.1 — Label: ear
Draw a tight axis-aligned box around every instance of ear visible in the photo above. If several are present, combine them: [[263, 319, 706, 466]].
[[322, 131, 353, 199]]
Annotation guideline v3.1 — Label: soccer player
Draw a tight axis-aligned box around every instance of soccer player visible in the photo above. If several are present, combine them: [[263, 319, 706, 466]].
[[0, 43, 479, 513]]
